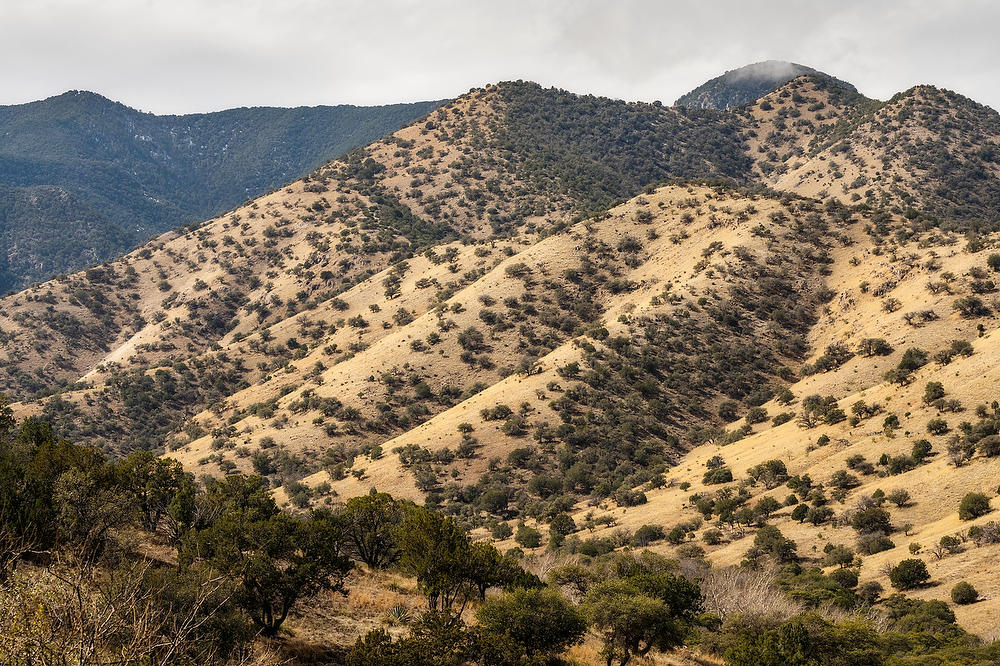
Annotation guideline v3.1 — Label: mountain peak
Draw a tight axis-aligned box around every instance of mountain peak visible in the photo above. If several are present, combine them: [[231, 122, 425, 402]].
[[48, 89, 120, 106], [675, 60, 855, 110]]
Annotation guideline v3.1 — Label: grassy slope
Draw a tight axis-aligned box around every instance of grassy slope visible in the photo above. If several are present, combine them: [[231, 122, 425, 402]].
[[545, 220, 1000, 638]]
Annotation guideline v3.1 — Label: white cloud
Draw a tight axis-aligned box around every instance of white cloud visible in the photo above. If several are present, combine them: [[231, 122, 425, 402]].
[[0, 0, 997, 113]]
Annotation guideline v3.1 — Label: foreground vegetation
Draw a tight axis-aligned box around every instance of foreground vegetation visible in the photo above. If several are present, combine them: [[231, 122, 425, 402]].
[[1, 399, 998, 665]]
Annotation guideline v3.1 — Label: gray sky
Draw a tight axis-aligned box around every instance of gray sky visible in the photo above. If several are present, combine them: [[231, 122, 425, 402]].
[[3, 0, 998, 114]]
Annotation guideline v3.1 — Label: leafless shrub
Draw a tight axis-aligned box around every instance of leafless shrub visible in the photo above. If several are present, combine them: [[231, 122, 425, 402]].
[[0, 557, 241, 665], [699, 566, 803, 621]]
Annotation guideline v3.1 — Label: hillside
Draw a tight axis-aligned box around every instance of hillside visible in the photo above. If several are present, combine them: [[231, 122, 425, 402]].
[[3, 72, 1000, 662], [744, 77, 1000, 230], [538, 209, 1000, 638], [0, 82, 756, 404], [0, 91, 443, 291], [675, 61, 856, 110]]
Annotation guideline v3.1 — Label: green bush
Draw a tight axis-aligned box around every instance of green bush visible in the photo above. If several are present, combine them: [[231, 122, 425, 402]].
[[911, 439, 933, 462], [926, 418, 949, 435], [702, 468, 734, 485], [632, 524, 665, 547], [476, 587, 586, 659], [923, 382, 945, 403], [828, 568, 859, 589], [491, 522, 513, 540], [958, 492, 991, 520], [851, 507, 892, 534], [772, 412, 795, 426], [515, 523, 542, 549], [745, 406, 768, 424], [950, 581, 978, 605], [889, 559, 930, 590]]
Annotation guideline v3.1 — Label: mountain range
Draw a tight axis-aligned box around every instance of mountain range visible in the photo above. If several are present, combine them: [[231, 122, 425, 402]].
[[3, 63, 1000, 661], [0, 91, 443, 291]]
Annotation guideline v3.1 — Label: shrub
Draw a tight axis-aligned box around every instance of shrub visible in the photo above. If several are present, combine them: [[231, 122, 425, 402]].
[[884, 348, 929, 385], [632, 524, 665, 547], [886, 489, 911, 507], [615, 489, 647, 507], [745, 406, 768, 424], [702, 468, 733, 485], [799, 394, 844, 427], [926, 418, 949, 435], [717, 400, 740, 422], [951, 581, 979, 605], [549, 513, 576, 537], [491, 522, 513, 540], [515, 523, 542, 549], [939, 535, 962, 555], [705, 455, 726, 470], [830, 470, 859, 490], [886, 455, 917, 475], [889, 559, 930, 590], [858, 338, 893, 357], [958, 492, 991, 520], [806, 506, 834, 525], [911, 439, 933, 462], [977, 435, 1000, 457], [857, 581, 883, 605], [755, 496, 782, 519], [752, 525, 797, 562], [666, 526, 687, 545], [772, 412, 795, 426], [746, 459, 788, 488], [702, 528, 724, 545], [851, 507, 892, 534], [775, 388, 795, 405], [953, 296, 989, 318], [829, 568, 859, 589], [476, 587, 587, 659], [825, 409, 847, 425], [677, 543, 706, 559], [923, 382, 945, 404], [858, 533, 895, 555], [823, 544, 854, 568]]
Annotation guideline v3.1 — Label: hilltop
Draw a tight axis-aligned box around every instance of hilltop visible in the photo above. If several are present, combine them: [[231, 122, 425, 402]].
[[0, 91, 443, 291], [675, 60, 856, 110]]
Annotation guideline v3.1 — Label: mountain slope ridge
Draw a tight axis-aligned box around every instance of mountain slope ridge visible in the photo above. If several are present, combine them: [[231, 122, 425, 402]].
[[0, 90, 444, 290]]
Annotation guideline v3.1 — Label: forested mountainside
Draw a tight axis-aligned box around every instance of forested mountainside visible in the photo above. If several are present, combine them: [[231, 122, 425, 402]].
[[3, 72, 1000, 665], [675, 60, 857, 110], [0, 91, 443, 291]]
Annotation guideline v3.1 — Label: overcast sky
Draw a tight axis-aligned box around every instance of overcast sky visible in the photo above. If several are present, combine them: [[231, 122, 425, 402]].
[[2, 0, 998, 114]]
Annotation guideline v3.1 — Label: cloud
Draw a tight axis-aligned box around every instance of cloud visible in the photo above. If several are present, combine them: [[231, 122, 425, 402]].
[[0, 0, 997, 113], [725, 62, 811, 83]]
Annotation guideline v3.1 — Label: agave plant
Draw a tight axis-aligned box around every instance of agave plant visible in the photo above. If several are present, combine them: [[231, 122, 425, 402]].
[[383, 603, 411, 626]]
